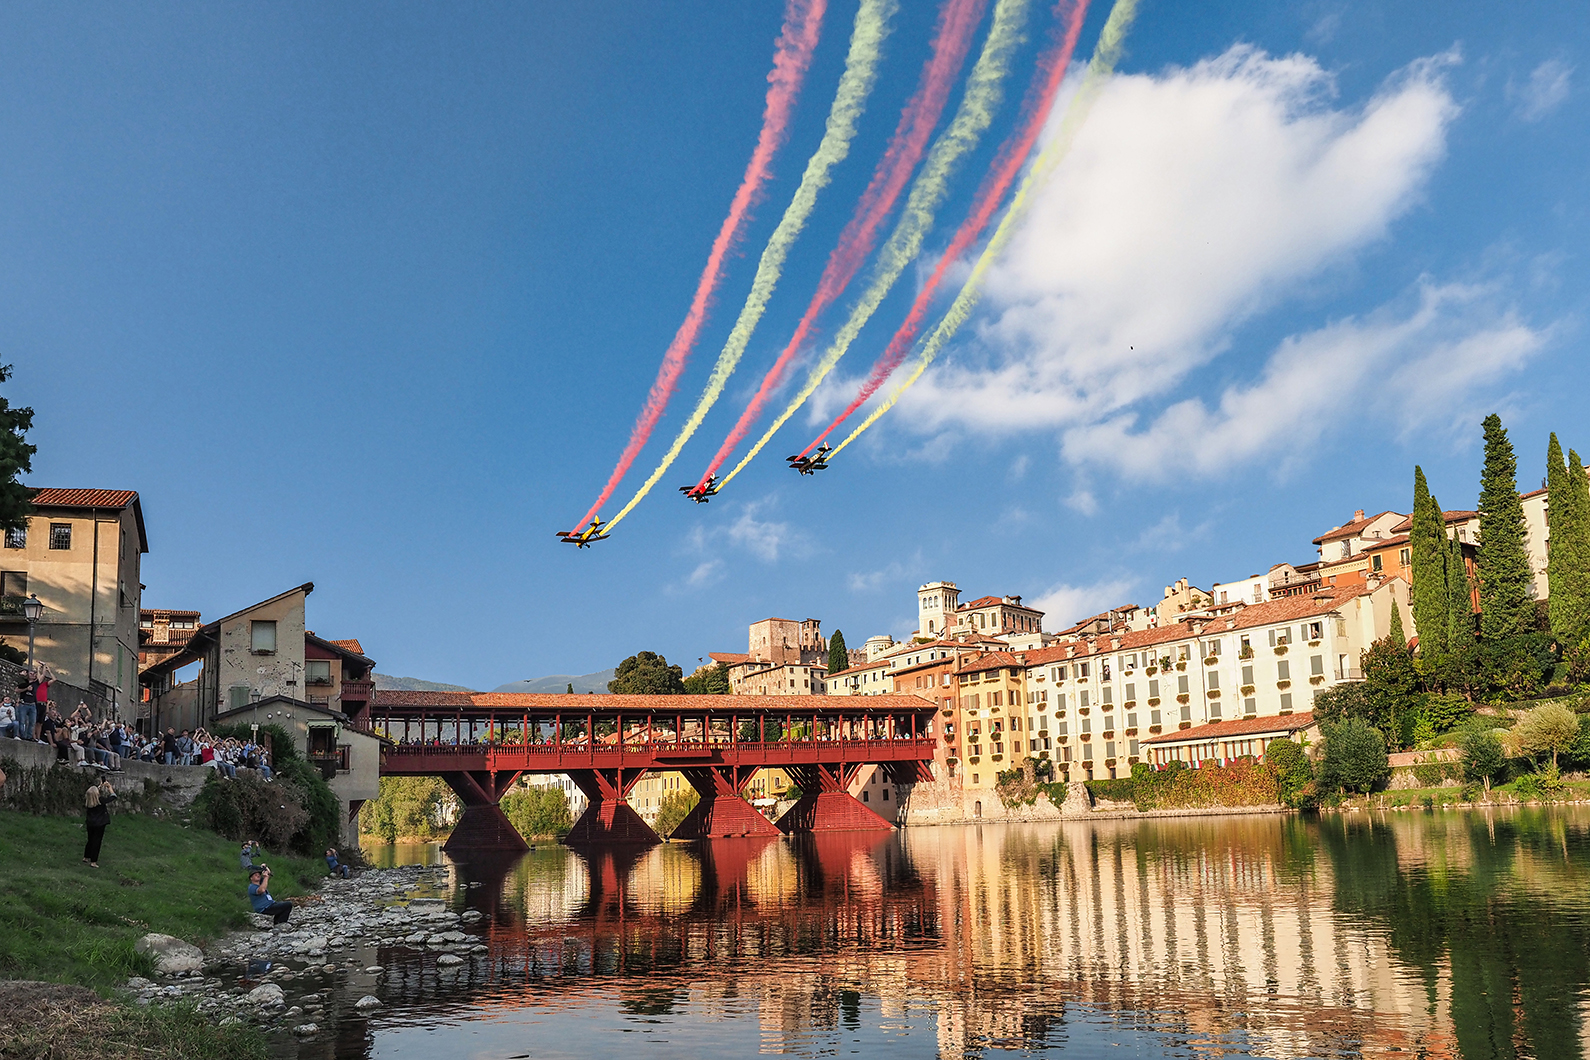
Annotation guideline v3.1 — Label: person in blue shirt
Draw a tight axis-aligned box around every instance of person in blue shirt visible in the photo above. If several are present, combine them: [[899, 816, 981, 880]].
[[247, 867, 293, 924], [324, 847, 351, 879]]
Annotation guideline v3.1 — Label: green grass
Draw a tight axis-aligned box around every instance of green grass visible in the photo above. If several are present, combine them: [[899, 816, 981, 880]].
[[0, 809, 322, 990]]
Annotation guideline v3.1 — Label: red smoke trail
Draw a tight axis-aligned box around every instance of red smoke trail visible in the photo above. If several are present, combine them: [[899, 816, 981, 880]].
[[692, 0, 988, 492], [571, 0, 825, 533], [801, 0, 1087, 458]]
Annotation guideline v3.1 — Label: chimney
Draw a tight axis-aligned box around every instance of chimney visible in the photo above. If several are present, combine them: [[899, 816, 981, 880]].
[[1110, 636, 1122, 650], [1354, 509, 1365, 521]]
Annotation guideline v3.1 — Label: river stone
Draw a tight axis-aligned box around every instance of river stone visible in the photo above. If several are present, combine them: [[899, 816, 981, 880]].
[[355, 995, 383, 1011], [245, 983, 285, 1007], [292, 1023, 320, 1038], [295, 935, 329, 953], [365, 966, 384, 975], [134, 934, 205, 975], [124, 976, 155, 992], [436, 954, 464, 967]]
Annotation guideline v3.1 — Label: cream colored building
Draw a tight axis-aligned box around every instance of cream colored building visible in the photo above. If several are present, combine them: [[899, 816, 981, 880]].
[[0, 487, 146, 711]]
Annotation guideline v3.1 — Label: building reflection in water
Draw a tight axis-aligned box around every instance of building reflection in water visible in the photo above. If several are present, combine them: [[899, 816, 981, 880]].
[[368, 809, 1590, 1060]]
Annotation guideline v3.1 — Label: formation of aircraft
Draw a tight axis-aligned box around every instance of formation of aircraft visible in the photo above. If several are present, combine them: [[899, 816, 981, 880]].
[[678, 475, 720, 503], [787, 446, 832, 475], [556, 519, 610, 547]]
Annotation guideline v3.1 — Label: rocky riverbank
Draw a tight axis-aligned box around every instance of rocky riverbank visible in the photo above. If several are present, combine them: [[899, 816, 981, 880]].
[[123, 863, 487, 1043]]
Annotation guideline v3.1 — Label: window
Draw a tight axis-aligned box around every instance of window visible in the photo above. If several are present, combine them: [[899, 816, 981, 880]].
[[49, 523, 72, 550], [1177, 675, 1189, 694], [1207, 671, 1219, 690], [1, 571, 25, 598], [1371, 554, 1383, 572], [1209, 701, 1221, 719], [1205, 639, 1220, 656], [139, 616, 153, 629], [1280, 692, 1294, 712], [1079, 690, 1090, 708], [306, 660, 332, 685], [1307, 621, 1323, 640], [1244, 698, 1257, 715], [1081, 717, 1091, 734], [1149, 679, 1160, 699], [1126, 711, 1137, 729], [1150, 709, 1161, 727], [1311, 655, 1324, 676], [1242, 665, 1254, 685], [1399, 548, 1411, 566], [1277, 660, 1290, 681], [1106, 741, 1117, 759], [1058, 721, 1068, 736], [990, 691, 1003, 707], [1038, 714, 1048, 731], [1079, 662, 1090, 678], [1129, 739, 1140, 756], [1102, 686, 1113, 704], [1125, 682, 1136, 701], [1055, 693, 1066, 711], [3, 526, 22, 549], [251, 620, 277, 654]]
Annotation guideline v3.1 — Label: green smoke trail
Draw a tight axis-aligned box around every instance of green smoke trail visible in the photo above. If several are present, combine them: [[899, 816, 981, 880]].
[[606, 0, 898, 531], [720, 0, 1032, 489], [833, 0, 1137, 455]]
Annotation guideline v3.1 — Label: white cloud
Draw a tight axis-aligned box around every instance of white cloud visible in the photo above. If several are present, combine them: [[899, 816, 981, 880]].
[[722, 500, 808, 562], [1031, 577, 1138, 630], [686, 559, 724, 587], [1061, 282, 1543, 480], [1512, 59, 1572, 122], [851, 46, 1552, 485]]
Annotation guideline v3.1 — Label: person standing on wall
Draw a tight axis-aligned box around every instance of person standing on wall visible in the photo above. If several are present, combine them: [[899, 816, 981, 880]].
[[83, 778, 115, 868]]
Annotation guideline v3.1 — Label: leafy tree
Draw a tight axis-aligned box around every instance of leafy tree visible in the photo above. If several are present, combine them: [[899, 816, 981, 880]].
[[1263, 738, 1313, 806], [1513, 703, 1580, 768], [1458, 724, 1504, 794], [358, 777, 456, 842], [1312, 681, 1375, 727], [1423, 692, 1474, 733], [608, 651, 686, 695], [653, 789, 700, 837], [682, 663, 731, 695], [1477, 414, 1533, 642], [1410, 466, 1450, 658], [1317, 718, 1389, 794], [567, 683, 574, 694], [1359, 606, 1424, 747], [0, 365, 35, 533], [828, 629, 850, 675], [500, 785, 572, 839]]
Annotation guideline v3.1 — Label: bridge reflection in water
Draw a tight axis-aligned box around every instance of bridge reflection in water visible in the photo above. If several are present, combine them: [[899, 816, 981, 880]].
[[359, 810, 1590, 1060]]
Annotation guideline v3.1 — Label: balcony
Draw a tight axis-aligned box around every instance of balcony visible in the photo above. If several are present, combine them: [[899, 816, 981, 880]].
[[308, 745, 351, 781], [0, 595, 25, 617], [341, 679, 374, 702]]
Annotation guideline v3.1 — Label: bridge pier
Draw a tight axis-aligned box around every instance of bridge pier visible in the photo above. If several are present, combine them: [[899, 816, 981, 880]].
[[565, 768, 660, 846], [670, 765, 781, 840], [777, 764, 894, 834], [441, 770, 528, 852]]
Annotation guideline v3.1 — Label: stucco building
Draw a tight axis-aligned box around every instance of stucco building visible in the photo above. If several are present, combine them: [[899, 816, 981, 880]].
[[0, 488, 147, 713]]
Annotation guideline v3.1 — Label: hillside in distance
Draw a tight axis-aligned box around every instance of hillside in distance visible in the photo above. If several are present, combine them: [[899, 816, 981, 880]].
[[372, 673, 477, 693], [492, 669, 615, 695]]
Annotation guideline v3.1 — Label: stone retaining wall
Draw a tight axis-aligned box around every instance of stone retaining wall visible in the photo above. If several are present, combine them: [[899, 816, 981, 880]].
[[0, 737, 214, 811]]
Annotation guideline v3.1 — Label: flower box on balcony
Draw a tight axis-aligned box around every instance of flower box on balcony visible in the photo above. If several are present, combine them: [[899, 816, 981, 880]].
[[1149, 725, 1162, 734], [1238, 647, 1254, 660], [1123, 700, 1136, 708], [1274, 645, 1288, 656], [1147, 697, 1161, 707], [1240, 684, 1256, 696], [1277, 679, 1291, 690], [1176, 694, 1190, 704], [1175, 662, 1187, 672], [1207, 689, 1220, 698], [1308, 639, 1321, 647], [1179, 721, 1192, 730], [1204, 656, 1218, 666], [1309, 675, 1325, 685], [1145, 666, 1158, 676]]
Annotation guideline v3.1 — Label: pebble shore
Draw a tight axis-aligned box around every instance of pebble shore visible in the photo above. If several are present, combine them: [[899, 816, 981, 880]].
[[124, 864, 483, 1042]]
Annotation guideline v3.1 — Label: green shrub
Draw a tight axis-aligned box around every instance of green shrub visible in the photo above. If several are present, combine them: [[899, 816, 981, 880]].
[[0, 757, 161, 817], [1458, 725, 1505, 791], [1412, 762, 1451, 787], [1264, 740, 1314, 806], [190, 772, 310, 852]]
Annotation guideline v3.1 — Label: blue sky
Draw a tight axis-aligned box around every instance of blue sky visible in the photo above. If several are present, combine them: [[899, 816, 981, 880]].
[[12, 1, 1586, 689]]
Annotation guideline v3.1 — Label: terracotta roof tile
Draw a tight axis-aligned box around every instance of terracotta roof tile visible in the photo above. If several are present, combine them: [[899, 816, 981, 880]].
[[708, 652, 752, 665], [1388, 510, 1478, 533], [956, 651, 1022, 675], [1312, 511, 1403, 545], [1141, 711, 1317, 745], [29, 487, 140, 509], [329, 638, 364, 655]]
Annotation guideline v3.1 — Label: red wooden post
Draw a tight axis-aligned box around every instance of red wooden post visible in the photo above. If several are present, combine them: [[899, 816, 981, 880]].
[[555, 714, 562, 749]]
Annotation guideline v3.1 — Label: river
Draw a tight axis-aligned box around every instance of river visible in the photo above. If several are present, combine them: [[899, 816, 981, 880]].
[[295, 808, 1590, 1059]]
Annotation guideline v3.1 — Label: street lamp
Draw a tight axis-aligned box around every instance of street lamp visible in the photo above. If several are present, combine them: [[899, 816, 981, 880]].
[[21, 593, 42, 666]]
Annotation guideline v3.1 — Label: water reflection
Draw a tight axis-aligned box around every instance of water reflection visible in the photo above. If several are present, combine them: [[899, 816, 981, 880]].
[[351, 810, 1590, 1059]]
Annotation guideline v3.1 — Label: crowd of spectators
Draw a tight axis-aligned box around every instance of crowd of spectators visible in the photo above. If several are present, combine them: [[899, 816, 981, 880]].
[[2, 686, 273, 779]]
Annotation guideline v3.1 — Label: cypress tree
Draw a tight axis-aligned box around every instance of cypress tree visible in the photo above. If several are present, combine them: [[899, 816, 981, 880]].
[[827, 630, 849, 675], [1547, 434, 1571, 637], [1559, 448, 1590, 642], [1476, 414, 1532, 641], [1389, 600, 1407, 647], [1409, 466, 1449, 657]]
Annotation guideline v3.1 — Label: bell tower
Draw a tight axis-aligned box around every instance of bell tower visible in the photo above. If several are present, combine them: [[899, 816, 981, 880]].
[[917, 581, 959, 638]]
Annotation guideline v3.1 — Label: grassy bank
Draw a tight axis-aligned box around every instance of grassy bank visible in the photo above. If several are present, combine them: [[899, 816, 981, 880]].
[[0, 809, 322, 989], [1351, 778, 1590, 810]]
